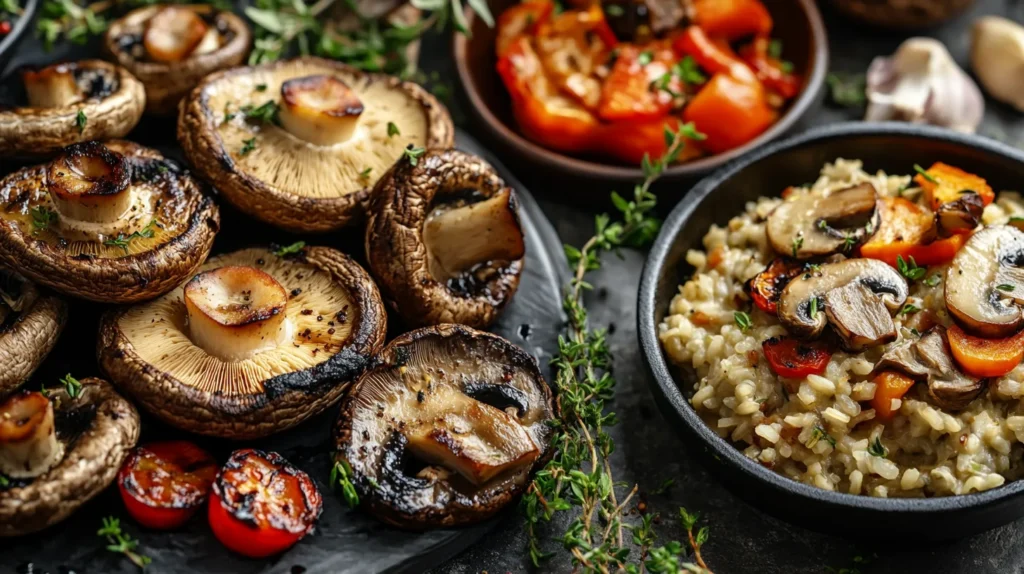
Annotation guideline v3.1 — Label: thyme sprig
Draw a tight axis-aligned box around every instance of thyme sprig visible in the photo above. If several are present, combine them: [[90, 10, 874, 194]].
[[98, 516, 151, 569], [522, 123, 714, 573]]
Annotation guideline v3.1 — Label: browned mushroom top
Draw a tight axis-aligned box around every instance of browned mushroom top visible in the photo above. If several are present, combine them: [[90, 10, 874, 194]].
[[334, 324, 553, 529], [767, 183, 881, 259], [0, 270, 67, 397]]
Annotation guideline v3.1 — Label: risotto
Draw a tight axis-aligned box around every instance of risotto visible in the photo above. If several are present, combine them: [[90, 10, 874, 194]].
[[659, 159, 1024, 497]]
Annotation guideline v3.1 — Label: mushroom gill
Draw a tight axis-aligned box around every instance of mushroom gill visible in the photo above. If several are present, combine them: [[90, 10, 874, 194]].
[[0, 392, 64, 479], [945, 225, 1024, 338]]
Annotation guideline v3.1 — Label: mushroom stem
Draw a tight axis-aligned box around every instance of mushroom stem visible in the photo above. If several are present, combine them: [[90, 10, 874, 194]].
[[143, 6, 212, 63], [0, 392, 64, 479], [184, 266, 292, 361], [46, 142, 132, 225], [424, 189, 526, 281], [278, 75, 364, 146], [22, 64, 84, 108]]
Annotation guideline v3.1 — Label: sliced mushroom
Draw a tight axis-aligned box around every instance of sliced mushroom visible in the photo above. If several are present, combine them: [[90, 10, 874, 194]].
[[98, 246, 387, 439], [178, 56, 454, 232], [0, 60, 145, 159], [766, 183, 880, 259], [777, 258, 908, 350], [935, 191, 984, 237], [875, 327, 984, 410], [333, 324, 554, 529], [103, 4, 251, 115], [0, 379, 140, 537], [0, 271, 67, 397], [367, 149, 525, 328], [945, 225, 1024, 338], [0, 140, 219, 302]]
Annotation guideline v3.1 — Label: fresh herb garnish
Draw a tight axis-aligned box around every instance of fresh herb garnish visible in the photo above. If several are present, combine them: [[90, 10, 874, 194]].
[[330, 459, 359, 508], [868, 436, 887, 458], [523, 122, 713, 572], [241, 100, 280, 124], [637, 50, 653, 66], [825, 72, 866, 108], [914, 164, 938, 184], [36, 0, 108, 51], [223, 104, 236, 124], [924, 274, 942, 288], [809, 297, 819, 320], [30, 206, 57, 233], [387, 121, 400, 138], [403, 145, 426, 166], [59, 373, 82, 399], [0, 474, 8, 487], [997, 284, 1015, 292], [104, 219, 158, 253], [604, 3, 624, 17], [255, 83, 267, 91], [842, 234, 857, 252], [792, 235, 803, 258], [768, 39, 783, 60], [652, 478, 675, 495], [734, 311, 752, 332], [240, 137, 257, 156], [98, 516, 151, 569], [75, 109, 87, 133], [359, 167, 372, 179], [674, 56, 706, 85], [810, 425, 836, 448], [274, 241, 305, 257], [896, 255, 926, 281], [898, 303, 921, 317]]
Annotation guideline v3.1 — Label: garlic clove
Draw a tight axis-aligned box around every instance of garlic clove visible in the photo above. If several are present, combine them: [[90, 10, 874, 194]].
[[184, 266, 291, 361], [0, 391, 64, 479], [865, 38, 984, 133], [143, 7, 210, 63], [278, 75, 364, 146], [971, 16, 1024, 113], [21, 64, 84, 108]]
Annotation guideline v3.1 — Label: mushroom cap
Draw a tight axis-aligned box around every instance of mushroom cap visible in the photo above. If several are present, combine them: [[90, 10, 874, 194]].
[[98, 246, 387, 439], [103, 4, 251, 115], [177, 56, 455, 233], [777, 258, 909, 350], [945, 225, 1024, 338], [766, 183, 881, 259], [0, 140, 220, 303], [366, 149, 525, 328], [0, 60, 145, 159], [334, 324, 554, 529], [875, 327, 984, 411], [0, 271, 67, 397], [0, 378, 140, 537]]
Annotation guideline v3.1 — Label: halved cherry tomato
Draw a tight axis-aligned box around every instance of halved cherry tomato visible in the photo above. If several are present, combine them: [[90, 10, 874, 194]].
[[692, 0, 773, 41], [117, 441, 218, 530], [597, 43, 678, 121], [762, 337, 832, 379], [739, 35, 801, 99], [870, 370, 917, 421], [859, 197, 966, 267], [683, 73, 776, 154], [947, 324, 1024, 378], [914, 162, 995, 210], [496, 1, 554, 58], [208, 449, 322, 558], [747, 258, 806, 314]]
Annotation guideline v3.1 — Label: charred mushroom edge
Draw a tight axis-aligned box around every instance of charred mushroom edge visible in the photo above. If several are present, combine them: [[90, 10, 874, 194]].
[[0, 293, 67, 397]]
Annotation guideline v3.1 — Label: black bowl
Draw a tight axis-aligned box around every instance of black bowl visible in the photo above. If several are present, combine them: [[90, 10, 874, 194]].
[[0, 0, 38, 74], [638, 122, 1024, 540]]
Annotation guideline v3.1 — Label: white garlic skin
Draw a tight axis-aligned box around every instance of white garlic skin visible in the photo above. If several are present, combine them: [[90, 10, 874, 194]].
[[971, 16, 1024, 113], [865, 37, 984, 133]]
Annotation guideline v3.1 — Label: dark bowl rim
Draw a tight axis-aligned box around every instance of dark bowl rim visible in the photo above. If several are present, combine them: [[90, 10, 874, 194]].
[[0, 0, 39, 67], [637, 121, 1024, 514], [452, 0, 830, 183]]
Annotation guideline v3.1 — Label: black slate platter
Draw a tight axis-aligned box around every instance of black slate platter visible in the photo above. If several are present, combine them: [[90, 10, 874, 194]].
[[0, 126, 568, 573]]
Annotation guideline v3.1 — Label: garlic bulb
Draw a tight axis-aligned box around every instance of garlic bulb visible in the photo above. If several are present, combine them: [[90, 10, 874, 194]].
[[971, 16, 1024, 113], [865, 37, 984, 133]]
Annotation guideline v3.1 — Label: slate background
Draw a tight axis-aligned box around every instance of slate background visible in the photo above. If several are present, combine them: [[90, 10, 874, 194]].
[[426, 1, 1024, 573]]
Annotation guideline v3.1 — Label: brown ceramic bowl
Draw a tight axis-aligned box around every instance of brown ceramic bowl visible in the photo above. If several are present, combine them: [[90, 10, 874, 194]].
[[829, 0, 977, 29], [453, 0, 829, 197]]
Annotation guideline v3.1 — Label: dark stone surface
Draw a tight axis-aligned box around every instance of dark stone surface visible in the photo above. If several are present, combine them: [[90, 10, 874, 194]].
[[427, 1, 1024, 573]]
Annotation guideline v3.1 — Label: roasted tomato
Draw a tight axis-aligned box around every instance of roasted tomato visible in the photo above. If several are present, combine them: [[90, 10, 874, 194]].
[[117, 441, 218, 530], [746, 257, 806, 314], [762, 336, 831, 379], [208, 449, 322, 558]]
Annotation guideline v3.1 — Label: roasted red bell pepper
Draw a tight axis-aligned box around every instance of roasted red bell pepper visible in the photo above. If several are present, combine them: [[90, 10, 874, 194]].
[[497, 36, 600, 153], [597, 116, 704, 165], [692, 0, 773, 41], [683, 73, 776, 154], [673, 26, 756, 84], [533, 5, 616, 109], [598, 44, 678, 122], [496, 1, 554, 58], [739, 36, 801, 99], [914, 162, 995, 210], [763, 337, 832, 379]]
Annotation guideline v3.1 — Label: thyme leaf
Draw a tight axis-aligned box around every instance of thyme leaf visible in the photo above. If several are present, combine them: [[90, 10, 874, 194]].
[[387, 121, 400, 138], [103, 219, 158, 253], [734, 311, 752, 332], [868, 436, 887, 458], [98, 516, 151, 569], [60, 373, 82, 398], [330, 459, 359, 508], [274, 241, 305, 257], [896, 255, 926, 282], [76, 109, 87, 133], [403, 145, 426, 166], [914, 164, 938, 184]]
